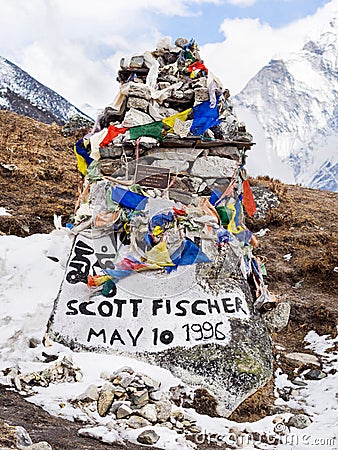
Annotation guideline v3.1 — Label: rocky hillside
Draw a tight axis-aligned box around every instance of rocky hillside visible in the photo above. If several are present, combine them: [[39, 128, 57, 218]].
[[0, 56, 91, 125], [0, 110, 87, 235]]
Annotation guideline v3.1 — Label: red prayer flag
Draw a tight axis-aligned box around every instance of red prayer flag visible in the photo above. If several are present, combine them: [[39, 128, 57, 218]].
[[242, 179, 257, 217], [100, 125, 129, 147]]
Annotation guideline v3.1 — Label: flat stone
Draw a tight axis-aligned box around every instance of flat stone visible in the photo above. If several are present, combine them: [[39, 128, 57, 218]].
[[287, 414, 312, 429], [146, 147, 203, 162], [127, 416, 151, 429], [168, 189, 192, 205], [113, 386, 126, 397], [122, 108, 153, 127], [137, 403, 158, 423], [151, 158, 189, 173], [27, 443, 53, 450], [304, 369, 327, 380], [110, 400, 131, 414], [191, 156, 237, 178], [137, 429, 160, 445], [141, 375, 161, 391], [284, 353, 320, 368], [292, 379, 308, 386], [119, 374, 135, 389], [116, 404, 133, 419], [128, 83, 151, 100], [207, 146, 241, 160], [127, 97, 149, 112]]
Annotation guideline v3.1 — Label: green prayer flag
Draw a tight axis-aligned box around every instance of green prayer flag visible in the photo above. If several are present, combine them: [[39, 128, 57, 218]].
[[129, 121, 164, 141]]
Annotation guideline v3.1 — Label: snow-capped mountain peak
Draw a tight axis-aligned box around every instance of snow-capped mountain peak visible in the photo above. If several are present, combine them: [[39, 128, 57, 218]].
[[235, 17, 338, 192]]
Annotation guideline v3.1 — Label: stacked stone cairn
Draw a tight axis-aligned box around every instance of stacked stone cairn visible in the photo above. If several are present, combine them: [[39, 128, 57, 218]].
[[88, 36, 253, 200]]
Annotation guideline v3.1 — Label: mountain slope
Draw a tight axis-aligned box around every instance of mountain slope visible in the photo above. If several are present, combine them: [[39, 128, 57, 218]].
[[0, 56, 91, 125], [235, 18, 338, 192]]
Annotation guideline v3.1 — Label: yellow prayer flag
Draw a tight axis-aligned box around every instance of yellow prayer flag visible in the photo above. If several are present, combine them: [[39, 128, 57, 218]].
[[162, 108, 192, 132]]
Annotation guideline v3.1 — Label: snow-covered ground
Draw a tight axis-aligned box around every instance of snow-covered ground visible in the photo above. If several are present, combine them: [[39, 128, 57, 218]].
[[0, 230, 337, 449]]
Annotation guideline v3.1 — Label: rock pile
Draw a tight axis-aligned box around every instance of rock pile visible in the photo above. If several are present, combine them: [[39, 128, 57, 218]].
[[73, 366, 202, 438], [6, 355, 82, 392]]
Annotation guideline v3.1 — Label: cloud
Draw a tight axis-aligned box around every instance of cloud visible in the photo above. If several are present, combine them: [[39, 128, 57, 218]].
[[226, 0, 257, 6], [0, 0, 337, 115]]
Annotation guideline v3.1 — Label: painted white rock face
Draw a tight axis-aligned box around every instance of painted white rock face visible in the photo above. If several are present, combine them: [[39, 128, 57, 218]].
[[48, 234, 249, 353]]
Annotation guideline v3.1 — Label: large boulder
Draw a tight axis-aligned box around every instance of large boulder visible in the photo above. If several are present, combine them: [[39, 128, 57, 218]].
[[47, 230, 272, 417]]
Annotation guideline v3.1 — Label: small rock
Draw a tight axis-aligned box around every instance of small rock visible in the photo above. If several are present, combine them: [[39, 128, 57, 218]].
[[113, 386, 126, 397], [171, 410, 184, 421], [97, 383, 115, 417], [149, 391, 162, 401], [287, 414, 312, 429], [189, 425, 202, 434], [127, 416, 151, 429], [175, 421, 184, 429], [130, 389, 149, 407], [137, 429, 160, 445], [27, 443, 53, 450], [76, 384, 99, 402], [141, 375, 161, 392], [110, 401, 132, 414], [304, 369, 327, 380], [155, 400, 172, 422], [264, 302, 291, 333], [163, 421, 173, 430], [292, 379, 308, 386], [284, 353, 320, 368], [119, 375, 134, 389], [137, 404, 158, 423], [272, 415, 285, 424], [267, 405, 292, 415], [29, 338, 40, 348], [116, 404, 133, 419], [15, 425, 33, 447]]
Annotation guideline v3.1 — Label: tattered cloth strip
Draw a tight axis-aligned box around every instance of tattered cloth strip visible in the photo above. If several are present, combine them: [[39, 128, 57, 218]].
[[129, 121, 164, 141], [74, 139, 93, 176], [242, 179, 257, 217], [190, 98, 221, 136], [99, 125, 129, 147]]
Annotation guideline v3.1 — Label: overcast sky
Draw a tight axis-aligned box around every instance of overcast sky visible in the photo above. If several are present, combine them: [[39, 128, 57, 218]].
[[0, 0, 337, 116]]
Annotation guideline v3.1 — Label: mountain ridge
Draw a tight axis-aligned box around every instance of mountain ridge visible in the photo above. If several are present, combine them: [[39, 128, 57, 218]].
[[0, 56, 91, 125]]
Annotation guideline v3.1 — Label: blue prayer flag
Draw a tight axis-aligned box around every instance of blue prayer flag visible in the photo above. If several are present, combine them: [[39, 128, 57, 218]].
[[190, 99, 221, 136]]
